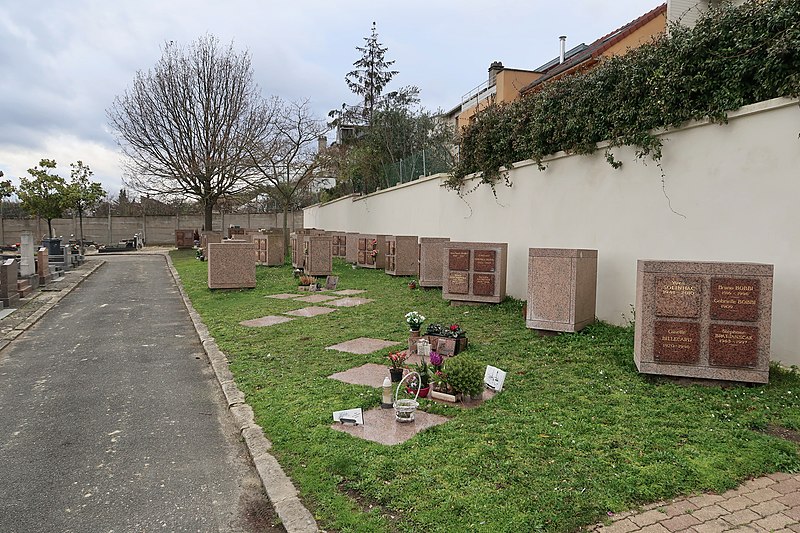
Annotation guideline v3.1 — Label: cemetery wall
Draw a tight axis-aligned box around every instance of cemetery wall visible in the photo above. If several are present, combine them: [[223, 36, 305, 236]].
[[305, 96, 800, 366], [0, 211, 303, 246]]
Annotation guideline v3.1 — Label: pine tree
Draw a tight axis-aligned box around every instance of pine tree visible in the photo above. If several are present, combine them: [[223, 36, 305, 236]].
[[345, 22, 398, 125]]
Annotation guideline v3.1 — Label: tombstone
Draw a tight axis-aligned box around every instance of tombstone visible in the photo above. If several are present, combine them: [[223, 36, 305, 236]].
[[442, 242, 508, 304], [175, 229, 195, 249], [385, 235, 419, 276], [345, 232, 359, 264], [325, 276, 339, 290], [357, 234, 387, 269], [37, 247, 51, 286], [207, 242, 256, 289], [42, 237, 62, 258], [252, 233, 284, 266], [418, 237, 450, 287], [61, 245, 72, 271], [526, 248, 597, 333], [228, 226, 245, 239], [301, 234, 332, 276], [18, 231, 38, 291], [634, 260, 773, 384], [0, 258, 20, 308]]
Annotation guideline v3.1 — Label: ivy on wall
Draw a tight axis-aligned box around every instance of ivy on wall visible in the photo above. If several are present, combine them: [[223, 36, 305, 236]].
[[448, 0, 800, 194]]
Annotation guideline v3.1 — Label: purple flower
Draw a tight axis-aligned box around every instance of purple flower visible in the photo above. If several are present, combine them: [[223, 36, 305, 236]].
[[429, 351, 442, 366]]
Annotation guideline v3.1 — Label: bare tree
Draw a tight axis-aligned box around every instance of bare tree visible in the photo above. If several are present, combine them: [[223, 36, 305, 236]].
[[107, 35, 273, 230], [247, 99, 328, 252]]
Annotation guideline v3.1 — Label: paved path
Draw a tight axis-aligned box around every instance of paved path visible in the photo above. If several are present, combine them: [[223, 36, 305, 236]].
[[0, 255, 277, 532]]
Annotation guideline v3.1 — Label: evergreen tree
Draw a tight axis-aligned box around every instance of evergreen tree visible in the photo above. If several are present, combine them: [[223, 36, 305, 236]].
[[345, 22, 398, 124]]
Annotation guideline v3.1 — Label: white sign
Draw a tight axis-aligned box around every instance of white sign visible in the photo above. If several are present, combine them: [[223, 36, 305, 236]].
[[333, 408, 364, 426], [484, 365, 507, 392]]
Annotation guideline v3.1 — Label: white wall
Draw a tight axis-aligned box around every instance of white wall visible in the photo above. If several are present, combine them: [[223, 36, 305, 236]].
[[305, 97, 800, 367]]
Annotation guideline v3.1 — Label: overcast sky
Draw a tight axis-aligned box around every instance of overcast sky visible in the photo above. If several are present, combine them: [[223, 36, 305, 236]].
[[0, 0, 656, 197]]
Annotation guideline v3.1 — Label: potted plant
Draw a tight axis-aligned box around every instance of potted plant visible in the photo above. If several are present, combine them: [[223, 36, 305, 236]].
[[298, 274, 316, 291], [424, 323, 468, 354], [386, 351, 407, 382], [407, 360, 431, 398], [408, 279, 417, 289], [405, 311, 425, 332], [445, 355, 485, 401]]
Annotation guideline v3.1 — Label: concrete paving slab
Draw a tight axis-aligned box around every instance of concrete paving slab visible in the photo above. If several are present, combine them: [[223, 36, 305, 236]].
[[331, 289, 366, 295], [240, 315, 295, 327], [266, 293, 303, 299], [284, 306, 338, 318], [332, 406, 448, 445], [329, 363, 389, 388], [326, 297, 374, 307], [326, 337, 400, 354], [294, 294, 339, 303]]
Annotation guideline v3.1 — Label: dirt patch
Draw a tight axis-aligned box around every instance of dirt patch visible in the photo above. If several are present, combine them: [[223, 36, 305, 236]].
[[239, 488, 286, 532], [337, 481, 402, 533], [763, 424, 800, 444]]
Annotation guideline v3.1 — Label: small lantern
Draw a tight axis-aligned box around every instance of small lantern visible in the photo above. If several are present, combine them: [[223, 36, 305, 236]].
[[416, 339, 431, 358], [381, 376, 392, 409]]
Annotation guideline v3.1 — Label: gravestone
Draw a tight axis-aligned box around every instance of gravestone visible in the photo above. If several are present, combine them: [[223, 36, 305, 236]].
[[42, 237, 62, 258], [228, 226, 245, 239], [62, 245, 72, 271], [252, 233, 284, 266], [357, 234, 387, 269], [19, 231, 35, 278], [418, 237, 450, 287], [301, 234, 332, 276], [37, 247, 51, 286], [345, 232, 359, 263], [175, 229, 195, 249], [207, 242, 256, 289], [634, 260, 773, 383], [385, 235, 419, 276], [526, 248, 597, 333], [0, 258, 20, 308], [442, 242, 508, 304]]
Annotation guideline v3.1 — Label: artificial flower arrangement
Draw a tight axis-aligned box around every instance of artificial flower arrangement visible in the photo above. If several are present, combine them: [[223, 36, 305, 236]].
[[405, 311, 426, 331]]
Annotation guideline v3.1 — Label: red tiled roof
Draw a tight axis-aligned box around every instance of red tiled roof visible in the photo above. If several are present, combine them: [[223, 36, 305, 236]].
[[520, 3, 667, 94]]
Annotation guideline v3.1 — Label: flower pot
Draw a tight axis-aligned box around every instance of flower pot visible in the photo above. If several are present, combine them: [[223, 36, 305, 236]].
[[406, 385, 429, 398], [389, 367, 404, 382]]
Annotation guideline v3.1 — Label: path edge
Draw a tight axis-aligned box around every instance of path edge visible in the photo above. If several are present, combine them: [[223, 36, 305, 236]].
[[163, 251, 319, 533]]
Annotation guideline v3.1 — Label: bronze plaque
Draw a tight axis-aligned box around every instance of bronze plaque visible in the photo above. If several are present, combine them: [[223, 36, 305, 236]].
[[473, 273, 495, 296], [438, 338, 456, 357], [655, 275, 702, 318], [709, 324, 759, 367], [358, 238, 366, 251], [710, 278, 759, 322], [448, 272, 469, 294], [448, 249, 470, 271], [473, 250, 497, 272], [653, 321, 700, 364], [357, 251, 366, 264]]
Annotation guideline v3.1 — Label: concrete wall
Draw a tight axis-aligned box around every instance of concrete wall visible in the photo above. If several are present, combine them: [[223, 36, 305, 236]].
[[0, 211, 303, 246], [305, 97, 800, 366]]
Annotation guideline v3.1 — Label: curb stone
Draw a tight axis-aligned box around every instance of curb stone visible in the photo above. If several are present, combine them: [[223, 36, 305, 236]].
[[163, 251, 319, 533]]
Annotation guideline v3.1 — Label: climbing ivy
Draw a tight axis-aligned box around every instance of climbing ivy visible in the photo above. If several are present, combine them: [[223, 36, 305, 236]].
[[448, 0, 800, 193]]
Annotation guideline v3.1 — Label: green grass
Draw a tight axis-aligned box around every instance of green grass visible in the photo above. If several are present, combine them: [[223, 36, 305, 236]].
[[172, 250, 800, 532]]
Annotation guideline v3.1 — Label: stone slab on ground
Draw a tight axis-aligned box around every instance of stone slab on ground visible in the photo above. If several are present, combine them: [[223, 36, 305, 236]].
[[329, 363, 389, 388], [295, 294, 339, 303], [284, 306, 338, 318], [326, 337, 400, 355], [266, 293, 302, 300], [239, 315, 295, 327], [332, 289, 366, 295], [327, 297, 374, 307], [331, 406, 448, 445]]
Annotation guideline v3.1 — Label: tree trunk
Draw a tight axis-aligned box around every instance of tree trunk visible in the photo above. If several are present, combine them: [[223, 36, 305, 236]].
[[203, 201, 213, 232], [47, 218, 53, 238], [282, 202, 290, 259]]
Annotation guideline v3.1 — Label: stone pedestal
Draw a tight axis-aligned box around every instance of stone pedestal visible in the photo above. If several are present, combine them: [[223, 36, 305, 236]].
[[442, 242, 508, 304], [207, 242, 256, 289], [0, 258, 20, 308], [175, 229, 195, 249], [418, 237, 450, 287], [526, 248, 597, 333], [634, 260, 773, 384], [385, 236, 419, 276], [357, 234, 387, 269], [253, 233, 285, 266], [301, 234, 332, 276]]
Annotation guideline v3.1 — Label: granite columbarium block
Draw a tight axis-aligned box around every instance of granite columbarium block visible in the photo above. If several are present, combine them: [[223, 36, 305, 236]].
[[175, 229, 195, 249], [634, 260, 773, 383], [345, 232, 359, 263], [384, 235, 419, 276], [442, 242, 507, 304], [252, 232, 284, 266], [526, 248, 597, 333], [300, 234, 332, 276], [418, 237, 450, 287], [207, 242, 256, 289], [357, 234, 387, 269]]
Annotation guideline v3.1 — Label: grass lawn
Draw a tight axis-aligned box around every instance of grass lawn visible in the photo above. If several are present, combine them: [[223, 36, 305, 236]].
[[171, 250, 800, 532]]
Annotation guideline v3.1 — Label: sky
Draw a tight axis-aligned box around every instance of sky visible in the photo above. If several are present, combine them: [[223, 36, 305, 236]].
[[0, 0, 657, 197]]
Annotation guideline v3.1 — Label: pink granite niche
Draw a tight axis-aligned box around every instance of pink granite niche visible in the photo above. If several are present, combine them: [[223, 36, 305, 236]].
[[442, 242, 508, 304], [332, 407, 449, 445], [200, 231, 223, 254], [239, 315, 295, 327], [326, 338, 400, 354], [290, 228, 326, 268], [526, 248, 597, 333], [634, 260, 773, 384], [345, 232, 359, 263], [284, 306, 338, 318], [175, 229, 196, 249], [357, 234, 387, 269], [207, 242, 256, 289], [301, 234, 333, 276], [327, 297, 374, 307], [252, 233, 285, 266], [419, 237, 450, 287], [331, 232, 348, 258], [385, 235, 419, 276]]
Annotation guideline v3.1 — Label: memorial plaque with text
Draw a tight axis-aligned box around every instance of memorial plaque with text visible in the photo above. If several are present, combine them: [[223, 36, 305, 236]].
[[437, 338, 456, 357], [655, 275, 702, 318], [472, 273, 495, 296], [448, 249, 470, 271], [358, 251, 366, 263], [710, 278, 759, 321], [448, 272, 469, 294], [473, 250, 497, 272], [358, 238, 366, 251], [653, 321, 700, 364], [709, 324, 759, 367]]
